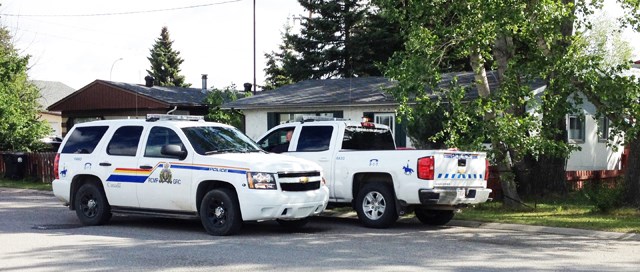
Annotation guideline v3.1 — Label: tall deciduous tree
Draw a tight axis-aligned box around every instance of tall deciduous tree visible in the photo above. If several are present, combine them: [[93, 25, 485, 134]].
[[376, 0, 640, 206], [0, 26, 50, 151], [264, 0, 404, 87], [146, 26, 190, 87]]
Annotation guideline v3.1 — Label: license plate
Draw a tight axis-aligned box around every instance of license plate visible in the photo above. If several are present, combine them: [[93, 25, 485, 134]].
[[456, 188, 466, 198]]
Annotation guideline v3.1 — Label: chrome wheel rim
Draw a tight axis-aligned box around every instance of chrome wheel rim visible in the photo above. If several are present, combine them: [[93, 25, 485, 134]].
[[362, 191, 386, 220]]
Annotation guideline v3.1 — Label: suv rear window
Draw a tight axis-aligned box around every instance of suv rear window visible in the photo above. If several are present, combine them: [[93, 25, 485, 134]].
[[341, 126, 395, 150], [61, 126, 109, 154]]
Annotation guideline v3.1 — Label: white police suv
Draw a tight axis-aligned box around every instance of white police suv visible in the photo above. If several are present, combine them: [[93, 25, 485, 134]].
[[52, 114, 329, 235]]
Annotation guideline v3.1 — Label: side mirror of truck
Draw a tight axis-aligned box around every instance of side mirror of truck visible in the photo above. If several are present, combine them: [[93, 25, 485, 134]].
[[161, 144, 187, 160]]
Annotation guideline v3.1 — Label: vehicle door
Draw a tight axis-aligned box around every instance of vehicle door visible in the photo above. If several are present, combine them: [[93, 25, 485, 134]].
[[257, 126, 297, 153], [100, 125, 144, 208], [288, 124, 337, 197], [136, 125, 193, 211]]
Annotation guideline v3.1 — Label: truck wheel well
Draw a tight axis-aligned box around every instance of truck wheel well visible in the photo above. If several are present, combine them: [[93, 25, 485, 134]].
[[196, 181, 238, 214], [70, 175, 104, 210], [352, 173, 394, 201]]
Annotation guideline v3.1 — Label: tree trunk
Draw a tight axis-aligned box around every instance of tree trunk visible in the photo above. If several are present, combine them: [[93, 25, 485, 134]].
[[624, 135, 640, 207], [470, 50, 523, 207]]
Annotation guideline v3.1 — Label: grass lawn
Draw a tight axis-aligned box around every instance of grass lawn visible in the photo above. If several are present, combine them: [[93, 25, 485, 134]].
[[455, 193, 640, 233], [0, 177, 52, 191]]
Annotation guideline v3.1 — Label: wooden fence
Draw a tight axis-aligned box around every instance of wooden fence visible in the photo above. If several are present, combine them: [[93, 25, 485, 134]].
[[0, 152, 57, 183]]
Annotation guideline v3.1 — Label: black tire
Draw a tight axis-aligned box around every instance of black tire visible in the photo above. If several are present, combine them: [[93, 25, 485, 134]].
[[74, 182, 112, 226], [355, 183, 398, 228], [200, 188, 242, 236], [277, 218, 310, 230], [415, 209, 454, 226]]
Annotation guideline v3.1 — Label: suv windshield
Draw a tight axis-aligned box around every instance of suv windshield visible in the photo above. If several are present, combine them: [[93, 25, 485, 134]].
[[341, 126, 395, 150], [182, 126, 262, 155]]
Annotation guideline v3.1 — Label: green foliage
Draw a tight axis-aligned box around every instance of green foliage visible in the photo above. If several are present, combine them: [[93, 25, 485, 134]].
[[146, 26, 190, 87], [204, 84, 246, 129], [264, 0, 405, 86], [0, 26, 51, 151], [376, 0, 640, 200], [582, 181, 625, 213]]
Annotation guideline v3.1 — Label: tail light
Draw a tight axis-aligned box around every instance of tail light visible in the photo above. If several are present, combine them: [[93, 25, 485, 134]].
[[53, 153, 60, 180], [485, 159, 490, 181], [417, 156, 434, 180]]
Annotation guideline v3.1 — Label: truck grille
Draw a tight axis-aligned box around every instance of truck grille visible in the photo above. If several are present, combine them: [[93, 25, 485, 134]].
[[280, 181, 321, 192], [277, 171, 321, 178]]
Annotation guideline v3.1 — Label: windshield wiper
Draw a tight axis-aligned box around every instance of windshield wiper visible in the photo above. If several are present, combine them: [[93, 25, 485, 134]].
[[204, 148, 237, 155]]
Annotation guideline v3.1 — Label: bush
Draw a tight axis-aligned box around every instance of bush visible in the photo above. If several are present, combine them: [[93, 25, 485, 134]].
[[582, 180, 624, 213]]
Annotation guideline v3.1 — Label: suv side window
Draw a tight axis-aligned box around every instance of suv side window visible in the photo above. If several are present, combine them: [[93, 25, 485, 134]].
[[61, 126, 109, 154], [144, 126, 185, 158], [107, 126, 143, 156], [258, 127, 295, 153], [296, 126, 333, 152]]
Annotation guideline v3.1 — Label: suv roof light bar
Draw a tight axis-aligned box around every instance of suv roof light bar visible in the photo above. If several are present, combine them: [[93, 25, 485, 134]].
[[146, 114, 205, 122]]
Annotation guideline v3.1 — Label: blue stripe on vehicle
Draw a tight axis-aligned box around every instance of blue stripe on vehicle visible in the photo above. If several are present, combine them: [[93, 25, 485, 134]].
[[434, 173, 485, 180], [106, 175, 147, 183], [172, 164, 248, 175]]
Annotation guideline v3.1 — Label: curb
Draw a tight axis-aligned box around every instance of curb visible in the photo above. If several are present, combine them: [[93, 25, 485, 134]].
[[320, 209, 640, 241], [448, 220, 640, 241]]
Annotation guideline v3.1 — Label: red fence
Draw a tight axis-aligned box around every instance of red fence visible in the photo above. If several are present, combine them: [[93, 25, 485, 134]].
[[0, 152, 56, 183], [486, 167, 624, 200]]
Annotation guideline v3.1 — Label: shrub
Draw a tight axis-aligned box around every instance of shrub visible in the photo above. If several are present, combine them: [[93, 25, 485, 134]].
[[582, 180, 624, 213]]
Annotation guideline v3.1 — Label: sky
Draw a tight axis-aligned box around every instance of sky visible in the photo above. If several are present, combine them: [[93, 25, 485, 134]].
[[0, 0, 305, 90], [0, 0, 638, 91]]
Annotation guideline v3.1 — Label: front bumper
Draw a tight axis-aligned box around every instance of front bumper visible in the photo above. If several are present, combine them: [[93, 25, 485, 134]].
[[419, 187, 492, 206], [239, 185, 329, 221]]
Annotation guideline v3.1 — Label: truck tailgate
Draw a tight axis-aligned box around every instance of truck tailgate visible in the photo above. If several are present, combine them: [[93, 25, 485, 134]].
[[433, 151, 487, 187]]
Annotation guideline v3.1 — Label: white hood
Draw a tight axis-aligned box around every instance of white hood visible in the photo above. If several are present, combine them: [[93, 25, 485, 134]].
[[203, 152, 322, 173]]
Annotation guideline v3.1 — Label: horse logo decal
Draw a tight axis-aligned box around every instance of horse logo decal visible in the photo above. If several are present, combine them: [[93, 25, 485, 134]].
[[403, 162, 414, 175]]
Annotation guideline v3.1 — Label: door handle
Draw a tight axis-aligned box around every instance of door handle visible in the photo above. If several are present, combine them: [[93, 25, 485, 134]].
[[319, 157, 329, 162], [139, 165, 153, 170], [99, 162, 112, 166]]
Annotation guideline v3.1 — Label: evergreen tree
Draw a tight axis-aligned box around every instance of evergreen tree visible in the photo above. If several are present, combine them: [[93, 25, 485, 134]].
[[0, 26, 50, 151], [264, 0, 404, 86], [146, 26, 190, 87]]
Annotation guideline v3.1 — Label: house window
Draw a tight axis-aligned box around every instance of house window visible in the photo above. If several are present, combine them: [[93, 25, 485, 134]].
[[374, 113, 395, 134], [597, 117, 609, 142], [568, 115, 585, 143]]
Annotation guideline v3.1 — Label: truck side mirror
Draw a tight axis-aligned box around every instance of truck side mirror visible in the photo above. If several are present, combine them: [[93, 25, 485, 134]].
[[161, 144, 187, 160]]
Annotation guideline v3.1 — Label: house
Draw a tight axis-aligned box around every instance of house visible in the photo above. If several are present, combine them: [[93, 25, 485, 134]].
[[48, 77, 211, 135], [222, 71, 624, 171], [33, 80, 76, 137]]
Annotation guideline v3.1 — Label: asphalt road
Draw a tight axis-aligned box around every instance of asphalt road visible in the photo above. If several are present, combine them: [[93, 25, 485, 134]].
[[1, 187, 640, 272]]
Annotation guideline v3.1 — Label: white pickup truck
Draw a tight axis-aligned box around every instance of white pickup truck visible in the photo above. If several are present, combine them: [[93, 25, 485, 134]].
[[257, 118, 491, 228]]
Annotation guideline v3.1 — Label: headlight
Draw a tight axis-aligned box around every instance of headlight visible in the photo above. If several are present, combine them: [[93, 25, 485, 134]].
[[247, 172, 277, 190]]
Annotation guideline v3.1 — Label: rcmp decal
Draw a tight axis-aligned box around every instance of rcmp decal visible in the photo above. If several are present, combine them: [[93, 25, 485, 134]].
[[106, 162, 248, 184]]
